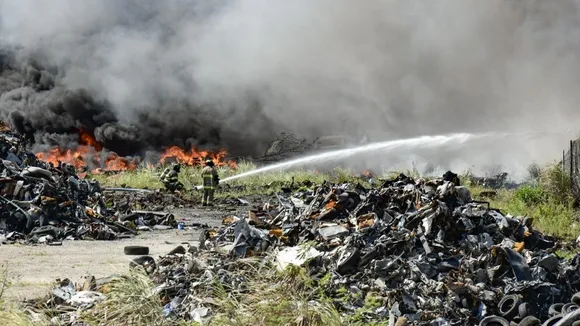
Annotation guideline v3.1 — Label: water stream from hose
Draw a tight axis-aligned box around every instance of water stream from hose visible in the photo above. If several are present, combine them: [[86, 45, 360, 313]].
[[219, 132, 479, 184]]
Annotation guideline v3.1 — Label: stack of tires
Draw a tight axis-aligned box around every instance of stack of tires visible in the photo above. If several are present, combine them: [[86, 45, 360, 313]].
[[479, 292, 580, 326]]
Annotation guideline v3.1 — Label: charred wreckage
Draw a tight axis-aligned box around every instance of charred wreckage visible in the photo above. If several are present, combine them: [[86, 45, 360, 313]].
[[27, 170, 580, 325], [0, 123, 571, 325], [0, 124, 184, 244]]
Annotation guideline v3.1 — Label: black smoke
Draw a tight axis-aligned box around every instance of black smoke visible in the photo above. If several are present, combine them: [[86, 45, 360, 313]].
[[1, 0, 580, 177], [0, 46, 277, 157]]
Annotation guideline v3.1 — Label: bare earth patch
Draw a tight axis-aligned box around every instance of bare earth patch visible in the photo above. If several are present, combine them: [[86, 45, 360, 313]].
[[1, 207, 229, 301]]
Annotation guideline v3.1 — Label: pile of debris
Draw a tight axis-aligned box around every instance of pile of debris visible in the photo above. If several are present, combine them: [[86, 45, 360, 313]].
[[0, 127, 178, 244], [107, 172, 580, 325]]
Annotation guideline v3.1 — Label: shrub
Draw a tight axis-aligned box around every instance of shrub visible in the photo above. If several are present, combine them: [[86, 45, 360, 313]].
[[515, 185, 544, 206]]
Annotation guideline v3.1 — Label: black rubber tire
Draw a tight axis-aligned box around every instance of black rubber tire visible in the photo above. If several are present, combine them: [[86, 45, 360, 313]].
[[168, 245, 186, 255], [480, 315, 510, 326], [518, 302, 530, 319], [572, 321, 580, 326], [499, 295, 522, 320], [129, 256, 156, 274], [572, 292, 580, 306], [542, 314, 563, 326], [129, 256, 155, 267], [336, 248, 361, 275], [124, 245, 149, 255], [119, 213, 141, 222], [563, 303, 580, 314], [511, 322, 519, 326], [518, 316, 541, 326], [549, 303, 564, 317]]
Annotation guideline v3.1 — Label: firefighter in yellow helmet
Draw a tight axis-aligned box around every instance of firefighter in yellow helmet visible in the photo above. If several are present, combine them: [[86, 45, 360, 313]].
[[201, 159, 219, 206]]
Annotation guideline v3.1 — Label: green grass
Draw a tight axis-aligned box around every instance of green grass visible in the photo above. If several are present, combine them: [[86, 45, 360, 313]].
[[210, 265, 343, 326], [466, 163, 579, 239], [91, 161, 373, 199], [78, 271, 182, 326]]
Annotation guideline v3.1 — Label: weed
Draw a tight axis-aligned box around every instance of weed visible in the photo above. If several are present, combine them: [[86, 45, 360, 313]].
[[78, 270, 178, 326], [514, 185, 544, 206], [0, 265, 49, 326]]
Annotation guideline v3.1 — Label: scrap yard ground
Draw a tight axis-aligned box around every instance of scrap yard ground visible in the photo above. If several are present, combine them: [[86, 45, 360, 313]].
[[1, 207, 224, 301], [2, 161, 580, 325]]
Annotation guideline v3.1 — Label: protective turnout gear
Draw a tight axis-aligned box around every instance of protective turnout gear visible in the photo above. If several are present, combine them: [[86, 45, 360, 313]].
[[159, 164, 184, 192], [201, 160, 219, 206]]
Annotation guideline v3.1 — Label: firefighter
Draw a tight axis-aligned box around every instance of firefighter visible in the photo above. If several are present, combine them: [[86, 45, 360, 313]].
[[201, 159, 219, 206], [160, 163, 184, 192]]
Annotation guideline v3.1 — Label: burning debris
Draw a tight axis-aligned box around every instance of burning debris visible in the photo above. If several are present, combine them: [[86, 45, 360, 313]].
[[36, 173, 580, 325], [0, 127, 188, 244], [35, 129, 141, 173], [160, 146, 237, 168], [34, 128, 237, 173]]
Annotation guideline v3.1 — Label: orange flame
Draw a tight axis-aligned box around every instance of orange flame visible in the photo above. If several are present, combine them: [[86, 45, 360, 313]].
[[36, 146, 93, 171], [35, 129, 237, 174], [79, 130, 103, 151], [35, 129, 139, 174], [159, 146, 237, 168]]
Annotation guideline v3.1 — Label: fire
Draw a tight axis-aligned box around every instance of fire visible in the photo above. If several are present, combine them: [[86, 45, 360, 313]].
[[35, 129, 140, 173], [35, 129, 237, 174], [36, 147, 93, 171], [159, 146, 237, 168], [103, 152, 138, 171], [79, 129, 102, 151]]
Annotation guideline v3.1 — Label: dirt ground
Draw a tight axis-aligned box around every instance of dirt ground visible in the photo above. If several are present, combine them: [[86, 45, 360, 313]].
[[1, 207, 235, 301]]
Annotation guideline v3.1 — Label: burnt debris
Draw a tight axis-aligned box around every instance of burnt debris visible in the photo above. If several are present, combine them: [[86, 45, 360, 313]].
[[0, 125, 180, 244], [36, 171, 580, 325]]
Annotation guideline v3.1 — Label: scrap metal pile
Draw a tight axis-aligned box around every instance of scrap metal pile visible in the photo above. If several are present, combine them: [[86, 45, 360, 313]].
[[0, 127, 178, 244], [117, 172, 580, 325]]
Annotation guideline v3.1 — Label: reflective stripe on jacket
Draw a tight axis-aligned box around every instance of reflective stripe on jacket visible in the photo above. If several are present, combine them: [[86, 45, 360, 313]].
[[163, 171, 179, 183], [201, 166, 218, 190]]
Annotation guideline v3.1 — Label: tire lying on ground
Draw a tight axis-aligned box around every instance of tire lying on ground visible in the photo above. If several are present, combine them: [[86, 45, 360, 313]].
[[549, 304, 564, 317], [119, 213, 141, 222], [572, 292, 580, 306], [498, 294, 522, 320], [168, 245, 186, 255], [563, 303, 580, 315], [518, 302, 530, 319], [129, 255, 156, 274], [542, 314, 563, 326], [124, 245, 149, 255], [479, 315, 510, 326], [518, 316, 541, 326]]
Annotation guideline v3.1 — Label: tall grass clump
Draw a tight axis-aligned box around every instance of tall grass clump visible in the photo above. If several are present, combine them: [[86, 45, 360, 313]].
[[78, 271, 176, 326], [210, 262, 343, 326], [470, 163, 578, 239], [0, 266, 48, 326]]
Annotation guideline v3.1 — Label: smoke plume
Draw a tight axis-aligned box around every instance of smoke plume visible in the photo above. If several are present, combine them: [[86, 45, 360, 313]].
[[0, 0, 579, 176]]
